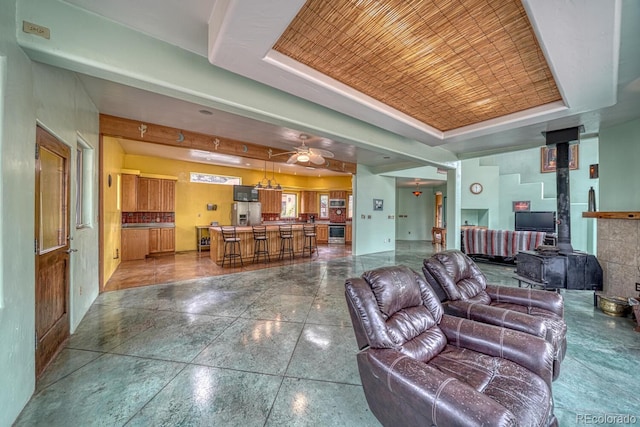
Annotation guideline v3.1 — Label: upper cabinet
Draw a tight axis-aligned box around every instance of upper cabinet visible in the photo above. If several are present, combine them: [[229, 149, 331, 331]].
[[137, 177, 162, 211], [161, 180, 175, 212], [329, 190, 347, 200], [122, 174, 176, 212], [258, 190, 282, 214], [300, 191, 318, 214], [121, 174, 138, 212]]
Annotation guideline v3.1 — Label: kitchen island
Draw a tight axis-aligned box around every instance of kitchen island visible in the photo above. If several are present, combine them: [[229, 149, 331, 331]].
[[209, 224, 319, 265]]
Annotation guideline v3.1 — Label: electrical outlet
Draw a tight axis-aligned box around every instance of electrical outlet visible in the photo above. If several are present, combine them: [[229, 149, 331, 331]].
[[636, 282, 640, 292]]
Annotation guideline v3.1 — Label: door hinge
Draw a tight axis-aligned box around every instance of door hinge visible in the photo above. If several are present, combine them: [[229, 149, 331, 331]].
[[35, 144, 39, 160], [35, 332, 38, 349], [34, 239, 38, 254]]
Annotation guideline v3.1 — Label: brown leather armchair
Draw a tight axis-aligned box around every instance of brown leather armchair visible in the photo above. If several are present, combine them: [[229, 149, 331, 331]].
[[422, 249, 567, 381], [345, 265, 558, 427]]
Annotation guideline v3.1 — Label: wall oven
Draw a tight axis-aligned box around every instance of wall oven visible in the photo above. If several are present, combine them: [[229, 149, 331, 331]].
[[328, 224, 346, 244]]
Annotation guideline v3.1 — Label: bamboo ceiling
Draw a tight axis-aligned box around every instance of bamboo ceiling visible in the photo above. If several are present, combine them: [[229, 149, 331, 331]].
[[273, 0, 562, 132]]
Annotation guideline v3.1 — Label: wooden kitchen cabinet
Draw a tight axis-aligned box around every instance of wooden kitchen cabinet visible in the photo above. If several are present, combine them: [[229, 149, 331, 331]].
[[300, 191, 318, 214], [149, 227, 175, 253], [258, 190, 283, 214], [121, 174, 138, 212], [316, 224, 328, 243], [121, 228, 149, 260], [345, 223, 352, 244], [136, 177, 175, 212], [329, 190, 347, 200], [137, 177, 161, 211], [161, 179, 175, 212]]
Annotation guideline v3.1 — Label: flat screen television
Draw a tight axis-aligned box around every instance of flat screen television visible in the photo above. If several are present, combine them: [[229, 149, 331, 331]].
[[515, 211, 556, 233], [233, 185, 259, 202]]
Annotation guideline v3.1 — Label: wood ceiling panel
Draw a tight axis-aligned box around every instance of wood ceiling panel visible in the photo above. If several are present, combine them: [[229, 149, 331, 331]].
[[274, 0, 562, 132]]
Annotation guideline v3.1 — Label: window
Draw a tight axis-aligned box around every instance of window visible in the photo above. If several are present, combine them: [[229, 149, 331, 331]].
[[190, 172, 241, 185], [76, 137, 94, 228], [319, 194, 329, 218], [348, 194, 353, 219], [281, 193, 297, 218]]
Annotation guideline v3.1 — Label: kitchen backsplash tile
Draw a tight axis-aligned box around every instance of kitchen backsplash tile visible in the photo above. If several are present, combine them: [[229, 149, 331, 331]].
[[122, 212, 175, 224]]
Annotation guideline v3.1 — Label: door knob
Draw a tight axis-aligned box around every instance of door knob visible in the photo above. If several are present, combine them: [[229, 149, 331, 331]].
[[66, 249, 78, 254]]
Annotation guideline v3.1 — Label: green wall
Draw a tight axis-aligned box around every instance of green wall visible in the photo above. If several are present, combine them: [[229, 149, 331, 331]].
[[354, 165, 397, 255], [1, 3, 101, 424], [461, 137, 599, 253], [599, 118, 640, 211]]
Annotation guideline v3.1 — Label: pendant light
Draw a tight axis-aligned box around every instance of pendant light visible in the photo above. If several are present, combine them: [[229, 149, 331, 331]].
[[412, 182, 422, 197], [255, 161, 281, 190]]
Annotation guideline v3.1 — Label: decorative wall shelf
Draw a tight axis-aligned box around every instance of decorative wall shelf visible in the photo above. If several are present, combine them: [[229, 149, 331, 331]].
[[582, 212, 640, 219]]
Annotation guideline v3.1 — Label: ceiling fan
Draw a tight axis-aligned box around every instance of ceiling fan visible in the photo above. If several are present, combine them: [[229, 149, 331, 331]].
[[275, 134, 335, 165]]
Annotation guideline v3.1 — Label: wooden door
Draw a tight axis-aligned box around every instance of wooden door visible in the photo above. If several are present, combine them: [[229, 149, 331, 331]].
[[35, 126, 71, 378]]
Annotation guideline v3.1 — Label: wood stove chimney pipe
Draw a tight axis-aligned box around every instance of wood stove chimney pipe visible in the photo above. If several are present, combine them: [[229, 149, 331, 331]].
[[544, 126, 582, 254]]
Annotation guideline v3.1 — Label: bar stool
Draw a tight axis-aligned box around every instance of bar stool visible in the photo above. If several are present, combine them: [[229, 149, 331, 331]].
[[221, 226, 243, 267], [302, 224, 318, 257], [278, 225, 294, 260], [252, 225, 270, 263]]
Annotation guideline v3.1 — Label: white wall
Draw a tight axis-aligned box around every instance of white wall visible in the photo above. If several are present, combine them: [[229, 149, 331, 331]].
[[0, 4, 100, 424], [354, 165, 396, 255]]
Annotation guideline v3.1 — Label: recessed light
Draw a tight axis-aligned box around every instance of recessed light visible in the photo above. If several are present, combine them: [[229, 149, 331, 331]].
[[198, 109, 213, 115]]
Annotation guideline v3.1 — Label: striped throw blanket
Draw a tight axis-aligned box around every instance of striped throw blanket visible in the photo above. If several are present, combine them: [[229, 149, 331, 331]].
[[463, 228, 546, 258]]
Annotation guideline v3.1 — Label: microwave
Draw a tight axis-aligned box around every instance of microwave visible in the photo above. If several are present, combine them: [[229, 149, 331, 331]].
[[329, 199, 346, 208]]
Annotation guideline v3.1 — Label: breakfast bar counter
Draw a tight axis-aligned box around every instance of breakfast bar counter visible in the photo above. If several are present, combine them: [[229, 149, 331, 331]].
[[209, 224, 314, 265]]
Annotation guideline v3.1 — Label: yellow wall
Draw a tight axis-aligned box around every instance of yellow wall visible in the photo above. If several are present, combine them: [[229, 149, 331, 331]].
[[102, 136, 126, 285], [122, 153, 352, 252]]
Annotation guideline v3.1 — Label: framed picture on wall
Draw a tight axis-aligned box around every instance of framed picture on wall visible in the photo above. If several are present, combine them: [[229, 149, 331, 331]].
[[373, 199, 384, 211], [541, 145, 579, 173]]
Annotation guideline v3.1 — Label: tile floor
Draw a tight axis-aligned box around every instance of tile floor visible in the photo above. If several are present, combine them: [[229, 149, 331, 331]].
[[15, 241, 640, 426]]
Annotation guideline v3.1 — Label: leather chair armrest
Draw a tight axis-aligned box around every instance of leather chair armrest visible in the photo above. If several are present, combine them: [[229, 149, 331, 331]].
[[486, 285, 564, 317], [439, 314, 554, 387], [445, 301, 548, 338], [364, 348, 517, 426]]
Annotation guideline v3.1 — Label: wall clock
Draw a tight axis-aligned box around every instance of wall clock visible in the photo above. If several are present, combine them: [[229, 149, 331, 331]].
[[470, 182, 483, 194]]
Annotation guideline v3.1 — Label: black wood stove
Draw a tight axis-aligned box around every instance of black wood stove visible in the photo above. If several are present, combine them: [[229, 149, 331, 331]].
[[515, 127, 603, 292]]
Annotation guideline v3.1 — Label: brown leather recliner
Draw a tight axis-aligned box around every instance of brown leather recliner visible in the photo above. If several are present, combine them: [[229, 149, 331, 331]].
[[345, 265, 558, 427], [422, 249, 567, 381]]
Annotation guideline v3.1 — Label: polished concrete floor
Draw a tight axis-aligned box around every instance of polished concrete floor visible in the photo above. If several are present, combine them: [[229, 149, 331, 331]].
[[16, 241, 640, 426]]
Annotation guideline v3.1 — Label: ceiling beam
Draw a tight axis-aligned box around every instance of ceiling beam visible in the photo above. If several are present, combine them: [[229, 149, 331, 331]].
[[100, 114, 357, 174]]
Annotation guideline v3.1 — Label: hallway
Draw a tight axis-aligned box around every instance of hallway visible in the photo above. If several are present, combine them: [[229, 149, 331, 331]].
[[16, 242, 640, 426]]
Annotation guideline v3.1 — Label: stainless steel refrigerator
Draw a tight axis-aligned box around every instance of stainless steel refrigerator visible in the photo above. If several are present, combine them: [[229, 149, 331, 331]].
[[231, 202, 262, 226]]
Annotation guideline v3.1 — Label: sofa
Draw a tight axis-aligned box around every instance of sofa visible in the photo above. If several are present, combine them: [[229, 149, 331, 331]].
[[422, 249, 567, 380], [345, 265, 557, 427]]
